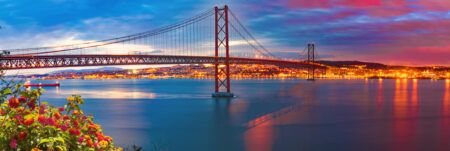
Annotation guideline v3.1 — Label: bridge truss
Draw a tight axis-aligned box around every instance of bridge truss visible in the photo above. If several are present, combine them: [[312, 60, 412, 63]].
[[0, 55, 324, 70]]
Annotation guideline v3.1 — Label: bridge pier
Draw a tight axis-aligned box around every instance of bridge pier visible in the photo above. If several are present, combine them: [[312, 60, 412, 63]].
[[212, 5, 234, 98], [212, 92, 234, 97]]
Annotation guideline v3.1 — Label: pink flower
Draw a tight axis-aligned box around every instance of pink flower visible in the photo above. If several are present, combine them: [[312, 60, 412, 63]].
[[47, 118, 56, 126], [72, 120, 79, 127], [18, 96, 27, 103], [19, 132, 27, 140], [14, 115, 24, 124], [58, 107, 65, 112], [39, 105, 46, 114], [69, 128, 80, 136], [63, 115, 69, 120], [8, 97, 20, 108], [96, 132, 105, 141], [38, 115, 46, 125], [9, 139, 17, 149], [58, 123, 68, 131], [78, 137, 84, 143], [27, 101, 36, 110]]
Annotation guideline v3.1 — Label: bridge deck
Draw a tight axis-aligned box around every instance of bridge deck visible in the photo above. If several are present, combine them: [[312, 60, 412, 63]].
[[0, 55, 326, 70]]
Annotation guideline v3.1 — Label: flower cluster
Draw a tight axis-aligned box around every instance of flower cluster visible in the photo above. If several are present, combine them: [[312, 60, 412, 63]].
[[0, 86, 122, 150]]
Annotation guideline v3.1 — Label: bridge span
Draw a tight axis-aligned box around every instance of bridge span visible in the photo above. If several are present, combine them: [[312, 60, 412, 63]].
[[0, 55, 325, 70]]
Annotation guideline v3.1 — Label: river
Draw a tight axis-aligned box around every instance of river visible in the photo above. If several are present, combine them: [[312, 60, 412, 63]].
[[35, 79, 450, 151]]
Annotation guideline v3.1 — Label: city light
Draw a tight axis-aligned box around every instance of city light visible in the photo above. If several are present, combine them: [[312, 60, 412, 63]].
[[25, 64, 449, 80]]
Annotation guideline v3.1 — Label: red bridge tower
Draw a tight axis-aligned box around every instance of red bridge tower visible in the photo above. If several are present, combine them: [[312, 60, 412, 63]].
[[212, 5, 234, 97]]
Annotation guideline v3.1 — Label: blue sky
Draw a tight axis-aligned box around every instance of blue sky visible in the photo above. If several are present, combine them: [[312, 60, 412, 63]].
[[1, 0, 449, 74]]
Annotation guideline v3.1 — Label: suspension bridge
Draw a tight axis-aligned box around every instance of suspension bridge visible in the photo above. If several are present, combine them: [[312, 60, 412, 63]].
[[0, 5, 325, 97]]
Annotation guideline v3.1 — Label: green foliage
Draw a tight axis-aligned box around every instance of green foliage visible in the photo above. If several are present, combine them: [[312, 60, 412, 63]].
[[0, 79, 123, 151]]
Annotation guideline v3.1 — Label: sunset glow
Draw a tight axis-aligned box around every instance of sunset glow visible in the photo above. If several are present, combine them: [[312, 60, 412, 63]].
[[1, 0, 449, 66]]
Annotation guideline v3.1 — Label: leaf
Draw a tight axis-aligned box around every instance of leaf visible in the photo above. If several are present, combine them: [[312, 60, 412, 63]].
[[38, 138, 51, 145], [54, 137, 65, 143], [56, 146, 67, 151], [3, 88, 12, 95], [24, 114, 35, 119]]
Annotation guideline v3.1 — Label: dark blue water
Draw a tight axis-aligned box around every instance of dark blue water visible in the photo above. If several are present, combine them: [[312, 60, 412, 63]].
[[36, 79, 450, 151]]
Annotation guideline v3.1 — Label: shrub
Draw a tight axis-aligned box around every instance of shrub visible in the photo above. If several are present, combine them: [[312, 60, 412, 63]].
[[0, 83, 123, 151]]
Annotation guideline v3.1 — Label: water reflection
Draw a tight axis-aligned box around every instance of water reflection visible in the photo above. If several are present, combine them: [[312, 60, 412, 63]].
[[243, 100, 302, 151], [441, 80, 450, 116], [410, 79, 419, 115], [59, 89, 156, 99], [55, 86, 60, 94], [211, 98, 237, 151], [213, 98, 232, 126], [443, 80, 450, 103], [411, 79, 418, 101], [393, 79, 408, 117], [376, 79, 383, 111], [440, 80, 450, 150], [392, 79, 418, 151], [244, 120, 274, 151]]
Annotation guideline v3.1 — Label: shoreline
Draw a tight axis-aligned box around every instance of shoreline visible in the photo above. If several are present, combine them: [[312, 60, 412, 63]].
[[12, 77, 450, 81]]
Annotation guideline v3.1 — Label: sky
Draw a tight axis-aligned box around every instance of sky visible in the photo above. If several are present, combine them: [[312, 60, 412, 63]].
[[1, 0, 449, 74]]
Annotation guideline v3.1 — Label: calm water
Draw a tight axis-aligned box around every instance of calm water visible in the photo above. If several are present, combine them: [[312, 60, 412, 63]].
[[35, 79, 450, 151]]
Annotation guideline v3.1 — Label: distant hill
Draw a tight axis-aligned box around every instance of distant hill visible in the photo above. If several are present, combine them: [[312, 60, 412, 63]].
[[48, 67, 124, 74], [316, 60, 388, 69], [316, 60, 449, 70]]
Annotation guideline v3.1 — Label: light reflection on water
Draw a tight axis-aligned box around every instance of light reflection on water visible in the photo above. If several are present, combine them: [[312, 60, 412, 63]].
[[28, 83, 157, 99], [392, 79, 419, 151], [445, 80, 450, 105], [244, 120, 274, 151], [441, 80, 450, 151], [35, 79, 450, 151], [60, 89, 156, 99], [376, 78, 383, 111]]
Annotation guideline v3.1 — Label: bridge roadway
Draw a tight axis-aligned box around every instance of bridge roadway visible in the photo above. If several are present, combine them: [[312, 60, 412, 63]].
[[0, 55, 326, 70]]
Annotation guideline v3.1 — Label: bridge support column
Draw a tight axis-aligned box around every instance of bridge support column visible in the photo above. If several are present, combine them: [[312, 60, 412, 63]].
[[307, 43, 316, 81], [212, 5, 234, 98]]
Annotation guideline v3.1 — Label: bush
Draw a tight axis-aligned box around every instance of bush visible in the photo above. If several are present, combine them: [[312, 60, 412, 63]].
[[0, 83, 123, 151]]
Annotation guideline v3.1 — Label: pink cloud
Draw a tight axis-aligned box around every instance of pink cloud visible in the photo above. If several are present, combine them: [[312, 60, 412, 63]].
[[339, 0, 382, 7], [415, 0, 450, 11], [366, 6, 412, 17], [283, 0, 450, 13], [284, 0, 412, 17], [286, 0, 331, 9], [412, 46, 450, 53], [325, 46, 450, 66], [382, 20, 450, 46], [285, 0, 397, 9]]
